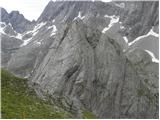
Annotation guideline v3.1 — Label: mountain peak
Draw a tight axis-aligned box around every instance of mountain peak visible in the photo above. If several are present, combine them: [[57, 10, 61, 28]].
[[0, 8, 35, 33]]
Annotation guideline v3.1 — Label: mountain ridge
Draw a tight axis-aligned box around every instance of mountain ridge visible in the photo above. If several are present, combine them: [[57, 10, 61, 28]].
[[1, 1, 159, 118], [1, 7, 35, 33]]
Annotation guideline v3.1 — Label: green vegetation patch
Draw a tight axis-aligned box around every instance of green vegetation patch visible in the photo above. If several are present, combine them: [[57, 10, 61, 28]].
[[1, 69, 72, 119], [82, 109, 97, 119], [137, 88, 146, 97]]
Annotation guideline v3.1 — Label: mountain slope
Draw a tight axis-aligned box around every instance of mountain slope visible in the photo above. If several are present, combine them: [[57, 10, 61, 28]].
[[1, 0, 159, 119], [1, 69, 73, 119]]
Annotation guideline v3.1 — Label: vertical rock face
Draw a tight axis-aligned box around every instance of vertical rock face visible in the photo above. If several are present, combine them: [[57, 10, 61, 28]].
[[125, 49, 158, 118], [29, 20, 158, 118], [119, 1, 159, 41], [2, 0, 159, 118]]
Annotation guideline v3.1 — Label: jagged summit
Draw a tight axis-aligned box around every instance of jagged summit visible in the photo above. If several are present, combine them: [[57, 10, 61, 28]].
[[37, 0, 122, 23], [0, 7, 34, 33]]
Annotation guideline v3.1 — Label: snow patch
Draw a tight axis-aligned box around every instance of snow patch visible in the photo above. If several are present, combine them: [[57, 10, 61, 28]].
[[48, 26, 53, 30], [115, 3, 125, 8], [120, 25, 125, 29], [74, 12, 85, 21], [0, 22, 23, 40], [49, 25, 57, 36], [36, 41, 41, 45], [0, 22, 6, 25], [8, 23, 14, 30], [34, 22, 46, 31], [16, 33, 23, 39], [149, 28, 159, 37], [0, 22, 6, 34], [129, 28, 159, 46], [20, 22, 47, 46], [20, 38, 32, 47], [145, 50, 159, 63], [25, 22, 46, 36], [102, 15, 119, 33], [123, 36, 128, 43], [63, 16, 67, 22], [102, 27, 108, 33], [8, 33, 23, 40], [35, 41, 41, 45]]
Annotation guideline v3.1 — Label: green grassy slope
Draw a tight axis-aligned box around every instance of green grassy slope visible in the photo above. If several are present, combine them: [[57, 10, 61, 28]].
[[1, 69, 97, 119], [1, 69, 72, 119]]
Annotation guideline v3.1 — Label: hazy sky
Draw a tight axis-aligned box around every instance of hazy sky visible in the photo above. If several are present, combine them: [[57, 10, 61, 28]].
[[0, 0, 51, 21]]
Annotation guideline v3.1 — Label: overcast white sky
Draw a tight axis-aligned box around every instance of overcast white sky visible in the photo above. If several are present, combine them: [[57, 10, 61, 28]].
[[0, 0, 51, 21]]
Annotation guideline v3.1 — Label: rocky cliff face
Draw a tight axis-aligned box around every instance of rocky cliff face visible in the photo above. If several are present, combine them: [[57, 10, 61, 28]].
[[1, 1, 159, 118], [119, 1, 159, 41]]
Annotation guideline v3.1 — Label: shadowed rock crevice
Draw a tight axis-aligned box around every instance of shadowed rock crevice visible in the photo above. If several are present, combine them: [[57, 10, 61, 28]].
[[85, 28, 101, 49], [64, 65, 80, 80]]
